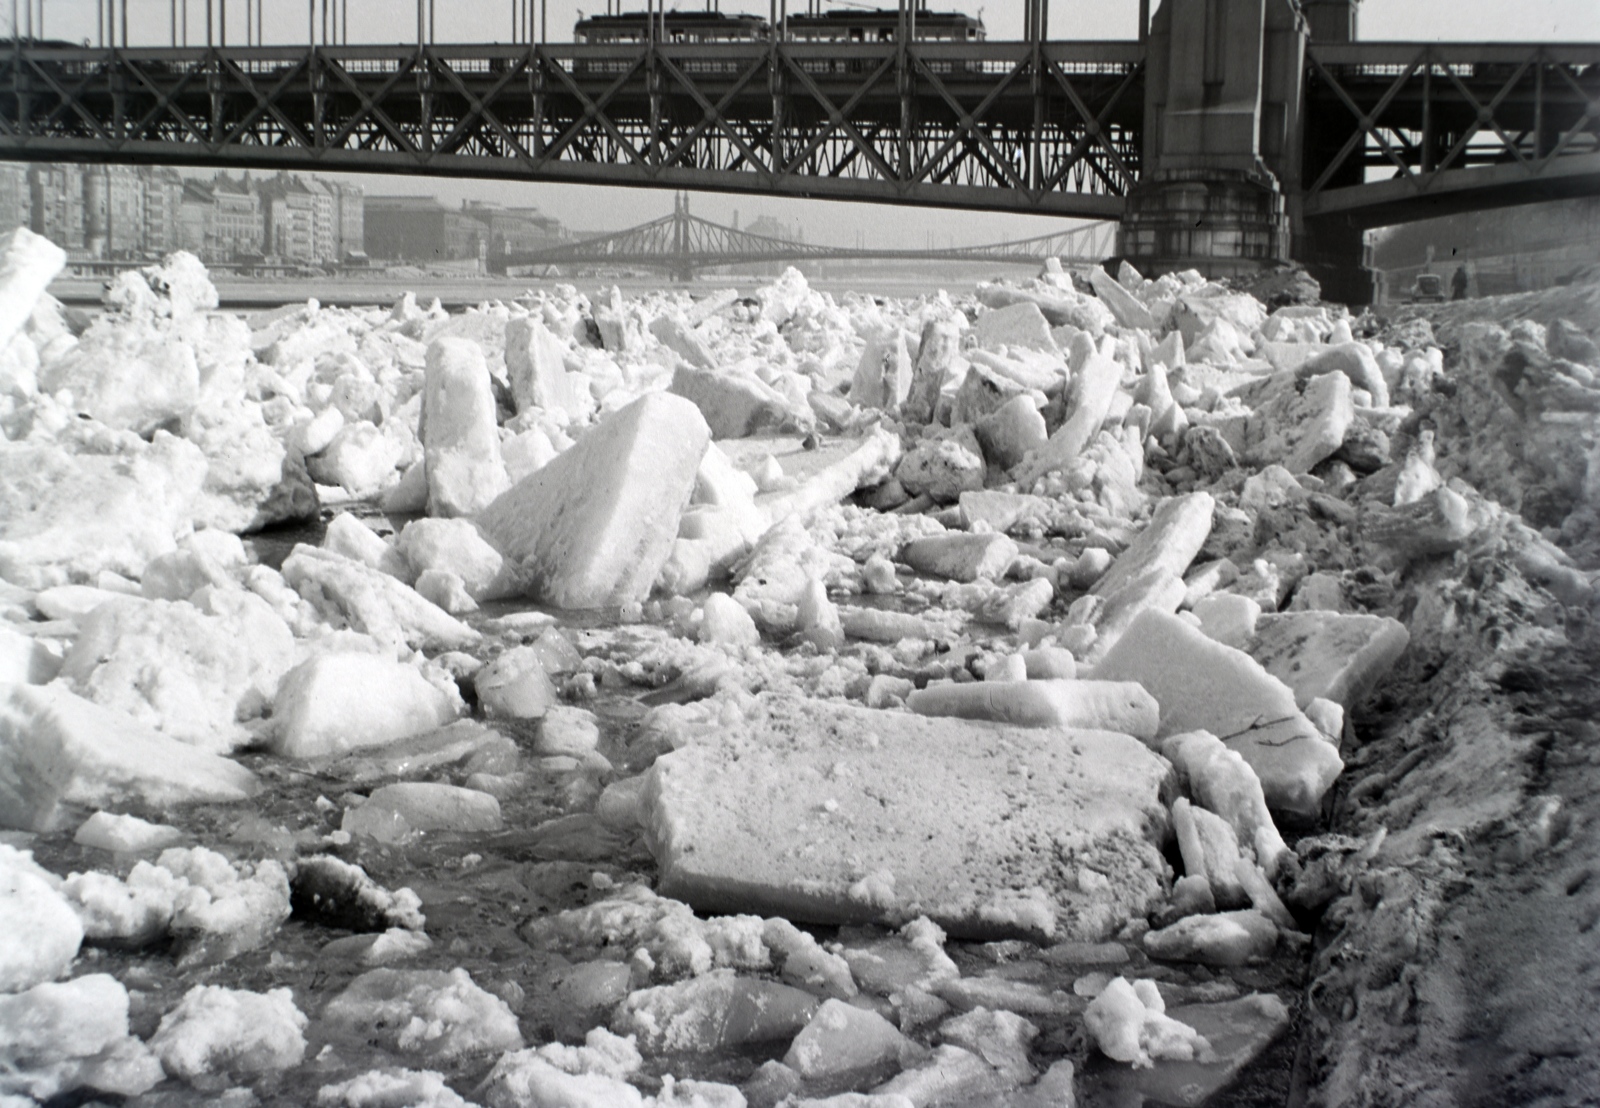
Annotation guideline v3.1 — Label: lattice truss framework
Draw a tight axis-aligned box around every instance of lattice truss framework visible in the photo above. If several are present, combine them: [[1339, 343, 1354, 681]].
[[0, 40, 1145, 217], [1304, 43, 1600, 207]]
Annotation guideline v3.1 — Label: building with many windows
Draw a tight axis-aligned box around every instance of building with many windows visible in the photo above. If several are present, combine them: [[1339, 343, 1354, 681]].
[[86, 165, 146, 259], [328, 178, 365, 261], [212, 173, 263, 260], [364, 196, 486, 264], [0, 164, 30, 236], [28, 164, 86, 255], [141, 168, 185, 256], [305, 177, 337, 263], [258, 173, 317, 263], [177, 180, 215, 257], [462, 200, 566, 267]]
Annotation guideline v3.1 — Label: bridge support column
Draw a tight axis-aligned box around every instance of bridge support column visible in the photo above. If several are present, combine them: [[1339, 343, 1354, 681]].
[[1294, 216, 1372, 305], [1120, 0, 1304, 283]]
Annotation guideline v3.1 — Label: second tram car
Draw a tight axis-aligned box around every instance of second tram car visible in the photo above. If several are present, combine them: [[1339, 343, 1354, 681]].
[[571, 7, 986, 45]]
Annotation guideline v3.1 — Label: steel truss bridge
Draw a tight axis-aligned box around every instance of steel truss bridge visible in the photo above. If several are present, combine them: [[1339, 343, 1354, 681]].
[[0, 36, 1144, 217], [1301, 42, 1600, 227], [0, 14, 1596, 290], [502, 194, 1117, 276]]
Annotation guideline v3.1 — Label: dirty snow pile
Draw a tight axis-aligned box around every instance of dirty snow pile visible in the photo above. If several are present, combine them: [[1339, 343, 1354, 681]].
[[1, 221, 1598, 1106]]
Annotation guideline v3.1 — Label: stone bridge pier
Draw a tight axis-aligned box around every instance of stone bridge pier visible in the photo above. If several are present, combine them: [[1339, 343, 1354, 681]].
[[1121, 0, 1369, 301]]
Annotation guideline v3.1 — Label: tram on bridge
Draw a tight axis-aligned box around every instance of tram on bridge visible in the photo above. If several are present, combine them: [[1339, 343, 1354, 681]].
[[573, 6, 985, 45]]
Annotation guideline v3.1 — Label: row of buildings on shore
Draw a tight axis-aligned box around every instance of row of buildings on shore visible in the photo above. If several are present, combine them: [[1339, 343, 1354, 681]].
[[0, 162, 569, 270]]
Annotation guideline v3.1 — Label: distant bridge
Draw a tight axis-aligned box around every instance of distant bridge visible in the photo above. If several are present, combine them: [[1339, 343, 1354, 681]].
[[500, 194, 1117, 277], [0, 0, 1597, 299]]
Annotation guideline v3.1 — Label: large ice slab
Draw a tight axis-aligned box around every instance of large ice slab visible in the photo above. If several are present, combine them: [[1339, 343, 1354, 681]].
[[0, 683, 257, 832], [505, 316, 595, 421], [1093, 610, 1343, 818], [1246, 611, 1410, 711], [640, 695, 1172, 941], [476, 392, 711, 609]]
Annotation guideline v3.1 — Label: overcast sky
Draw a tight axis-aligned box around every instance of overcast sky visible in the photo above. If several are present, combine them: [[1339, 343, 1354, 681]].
[[19, 0, 1600, 247]]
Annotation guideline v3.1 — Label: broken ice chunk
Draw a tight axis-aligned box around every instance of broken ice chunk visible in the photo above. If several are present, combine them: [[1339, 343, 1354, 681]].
[[1161, 730, 1289, 878], [1093, 610, 1343, 819], [672, 362, 797, 437], [1245, 610, 1409, 712], [906, 679, 1158, 739], [0, 973, 163, 1102], [281, 544, 480, 652], [611, 969, 819, 1053], [1083, 976, 1213, 1069], [1143, 910, 1278, 966], [343, 783, 503, 840], [0, 227, 66, 349], [0, 844, 82, 992], [0, 683, 257, 833], [938, 1007, 1039, 1084], [784, 998, 923, 1095], [422, 336, 510, 517], [1090, 492, 1214, 600], [871, 1043, 1017, 1105], [320, 968, 523, 1061], [0, 434, 208, 590], [58, 594, 295, 754], [315, 1067, 473, 1108], [61, 862, 184, 947], [1081, 992, 1291, 1108], [901, 532, 1018, 583], [270, 652, 462, 760], [475, 645, 557, 721], [0, 623, 60, 685], [150, 985, 308, 1083], [161, 845, 292, 965], [72, 811, 184, 854], [1244, 371, 1354, 475], [896, 432, 986, 504], [290, 855, 425, 933]]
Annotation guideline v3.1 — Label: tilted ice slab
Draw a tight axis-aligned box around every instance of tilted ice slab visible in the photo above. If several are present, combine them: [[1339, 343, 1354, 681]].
[[476, 392, 710, 610], [640, 695, 1173, 942]]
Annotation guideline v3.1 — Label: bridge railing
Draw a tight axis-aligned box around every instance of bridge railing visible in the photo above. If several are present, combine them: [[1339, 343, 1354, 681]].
[[1303, 41, 1600, 220]]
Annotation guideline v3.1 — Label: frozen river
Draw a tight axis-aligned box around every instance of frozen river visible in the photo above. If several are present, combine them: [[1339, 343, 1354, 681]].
[[48, 263, 1039, 312]]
